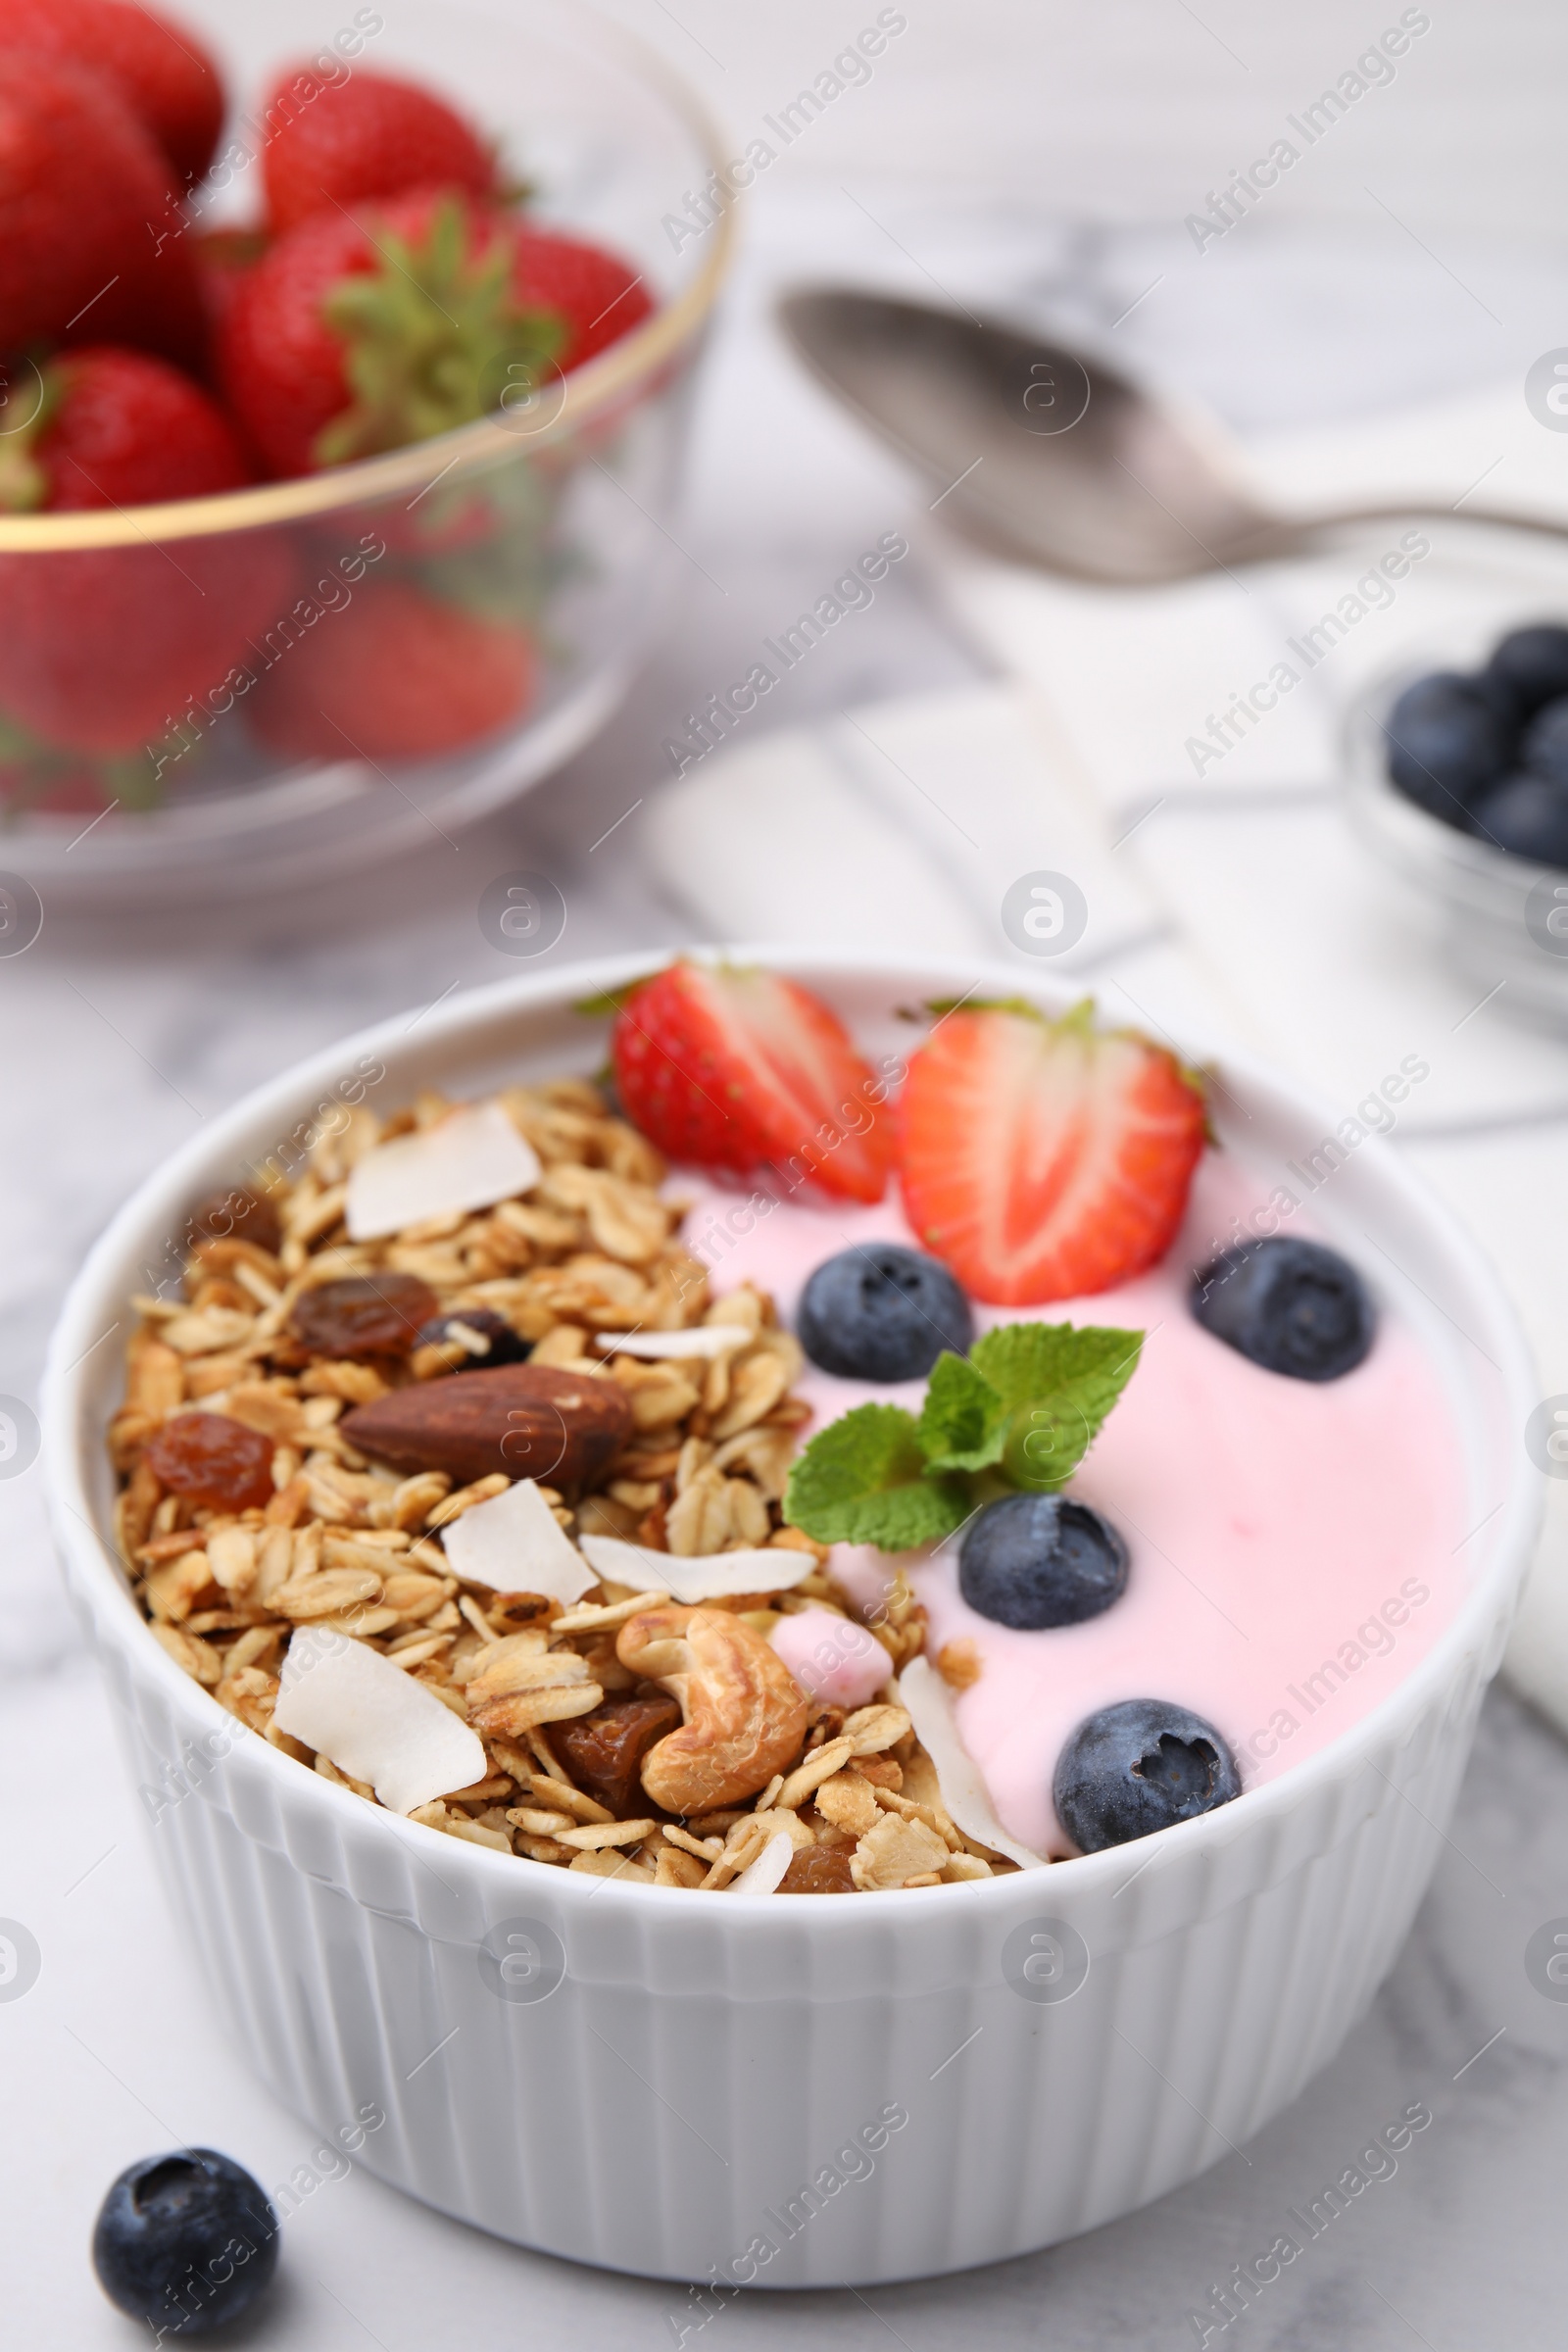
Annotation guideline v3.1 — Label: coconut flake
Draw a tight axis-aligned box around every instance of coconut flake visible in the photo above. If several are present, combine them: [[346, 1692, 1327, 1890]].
[[345, 1100, 541, 1242], [576, 1535, 815, 1604], [440, 1477, 596, 1604], [592, 1327, 753, 1359], [728, 1831, 795, 1894], [898, 1657, 1048, 1871], [274, 1626, 485, 1815]]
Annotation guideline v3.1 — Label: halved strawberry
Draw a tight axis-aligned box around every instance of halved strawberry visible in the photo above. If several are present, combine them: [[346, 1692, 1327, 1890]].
[[899, 1001, 1206, 1303], [612, 963, 894, 1203]]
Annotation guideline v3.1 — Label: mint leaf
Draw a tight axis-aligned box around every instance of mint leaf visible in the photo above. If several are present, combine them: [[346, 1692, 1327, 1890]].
[[968, 1321, 1140, 1407], [918, 1350, 1008, 1474], [785, 1403, 968, 1548], [970, 1322, 1143, 1491]]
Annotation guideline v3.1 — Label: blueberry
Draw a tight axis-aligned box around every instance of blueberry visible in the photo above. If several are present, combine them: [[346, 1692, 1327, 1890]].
[[1383, 671, 1513, 822], [1486, 623, 1568, 719], [416, 1307, 531, 1368], [1054, 1697, 1241, 1851], [958, 1493, 1129, 1630], [796, 1244, 972, 1382], [92, 2148, 278, 2334], [1470, 774, 1568, 867], [1522, 696, 1568, 785], [1192, 1237, 1373, 1381]]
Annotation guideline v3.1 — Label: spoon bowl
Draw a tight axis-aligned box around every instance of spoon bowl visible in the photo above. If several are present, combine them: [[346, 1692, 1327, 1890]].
[[779, 286, 1568, 584]]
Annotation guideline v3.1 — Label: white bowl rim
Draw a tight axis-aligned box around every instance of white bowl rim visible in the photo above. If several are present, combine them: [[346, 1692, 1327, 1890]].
[[41, 945, 1543, 1930]]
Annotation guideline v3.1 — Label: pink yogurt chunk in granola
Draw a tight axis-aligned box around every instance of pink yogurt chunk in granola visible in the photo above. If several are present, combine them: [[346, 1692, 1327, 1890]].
[[771, 1604, 889, 1710]]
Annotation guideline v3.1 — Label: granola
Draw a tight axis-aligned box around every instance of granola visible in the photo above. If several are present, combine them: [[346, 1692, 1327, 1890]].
[[111, 1076, 1015, 1892]]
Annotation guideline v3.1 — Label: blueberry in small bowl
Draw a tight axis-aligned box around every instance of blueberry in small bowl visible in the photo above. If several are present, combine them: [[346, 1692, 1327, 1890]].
[[1054, 1697, 1242, 1852], [1520, 695, 1568, 786], [958, 1492, 1129, 1630], [1383, 671, 1513, 824], [1485, 622, 1568, 719], [1348, 622, 1568, 1019], [796, 1243, 972, 1382], [1469, 772, 1568, 867], [1191, 1237, 1374, 1382]]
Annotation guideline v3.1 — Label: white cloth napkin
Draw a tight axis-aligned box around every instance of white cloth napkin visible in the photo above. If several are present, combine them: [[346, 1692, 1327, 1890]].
[[644, 376, 1568, 1737]]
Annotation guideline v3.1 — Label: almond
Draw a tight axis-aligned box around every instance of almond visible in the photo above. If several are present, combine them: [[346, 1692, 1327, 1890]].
[[340, 1365, 633, 1490]]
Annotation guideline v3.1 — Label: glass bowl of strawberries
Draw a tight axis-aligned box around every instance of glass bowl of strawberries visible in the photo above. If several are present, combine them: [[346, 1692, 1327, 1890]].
[[0, 0, 732, 899]]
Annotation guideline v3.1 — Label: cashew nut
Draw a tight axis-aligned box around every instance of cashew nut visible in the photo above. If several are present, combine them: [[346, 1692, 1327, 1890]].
[[614, 1603, 809, 1814]]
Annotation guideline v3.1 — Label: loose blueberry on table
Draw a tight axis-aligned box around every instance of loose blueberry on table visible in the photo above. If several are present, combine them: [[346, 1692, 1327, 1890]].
[[92, 2148, 278, 2334], [1384, 620, 1568, 864], [1190, 1237, 1374, 1381]]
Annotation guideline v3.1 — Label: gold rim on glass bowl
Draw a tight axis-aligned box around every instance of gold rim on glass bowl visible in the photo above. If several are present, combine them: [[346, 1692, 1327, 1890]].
[[0, 23, 735, 554]]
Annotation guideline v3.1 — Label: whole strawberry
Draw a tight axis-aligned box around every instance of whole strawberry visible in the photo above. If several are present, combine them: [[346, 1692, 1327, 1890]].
[[0, 56, 205, 364], [247, 579, 533, 761], [612, 963, 895, 1202], [0, 346, 248, 512], [0, 347, 296, 759], [0, 0, 223, 186], [220, 188, 652, 479], [262, 62, 497, 233], [510, 227, 653, 373]]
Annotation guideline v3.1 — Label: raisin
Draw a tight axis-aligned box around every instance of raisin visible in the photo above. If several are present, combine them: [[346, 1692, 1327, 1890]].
[[143, 1412, 275, 1511], [489, 1591, 557, 1632], [291, 1274, 438, 1358], [185, 1186, 281, 1256], [551, 1692, 682, 1815], [779, 1845, 858, 1894], [415, 1308, 530, 1371]]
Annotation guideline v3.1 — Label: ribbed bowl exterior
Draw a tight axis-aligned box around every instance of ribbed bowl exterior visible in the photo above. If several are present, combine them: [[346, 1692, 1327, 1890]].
[[45, 953, 1539, 2286]]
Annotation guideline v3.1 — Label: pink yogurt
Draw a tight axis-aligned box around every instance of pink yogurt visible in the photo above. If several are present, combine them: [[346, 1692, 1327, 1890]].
[[678, 1155, 1466, 1857]]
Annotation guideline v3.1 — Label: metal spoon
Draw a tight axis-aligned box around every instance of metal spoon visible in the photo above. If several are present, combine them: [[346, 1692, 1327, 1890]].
[[779, 287, 1568, 586]]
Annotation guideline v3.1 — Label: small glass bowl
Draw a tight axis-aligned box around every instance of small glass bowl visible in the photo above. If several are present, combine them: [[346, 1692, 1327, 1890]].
[[1344, 648, 1568, 1023], [0, 0, 733, 905]]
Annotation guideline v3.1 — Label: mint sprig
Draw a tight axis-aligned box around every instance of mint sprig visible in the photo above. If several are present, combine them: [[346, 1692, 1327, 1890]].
[[784, 1321, 1143, 1552]]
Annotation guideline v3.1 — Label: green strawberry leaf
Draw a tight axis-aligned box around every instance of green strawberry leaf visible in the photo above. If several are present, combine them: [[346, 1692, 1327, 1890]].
[[784, 1403, 968, 1548], [317, 196, 565, 466], [918, 1350, 1008, 1473]]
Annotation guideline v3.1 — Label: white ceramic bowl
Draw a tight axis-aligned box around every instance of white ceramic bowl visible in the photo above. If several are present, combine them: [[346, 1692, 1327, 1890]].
[[43, 951, 1539, 2286]]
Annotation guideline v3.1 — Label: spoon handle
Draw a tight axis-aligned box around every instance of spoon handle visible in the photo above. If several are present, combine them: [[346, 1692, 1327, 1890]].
[[1246, 501, 1568, 560]]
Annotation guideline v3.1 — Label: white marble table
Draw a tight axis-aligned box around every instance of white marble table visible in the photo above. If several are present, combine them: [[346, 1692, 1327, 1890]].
[[4, 199, 1568, 2346]]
